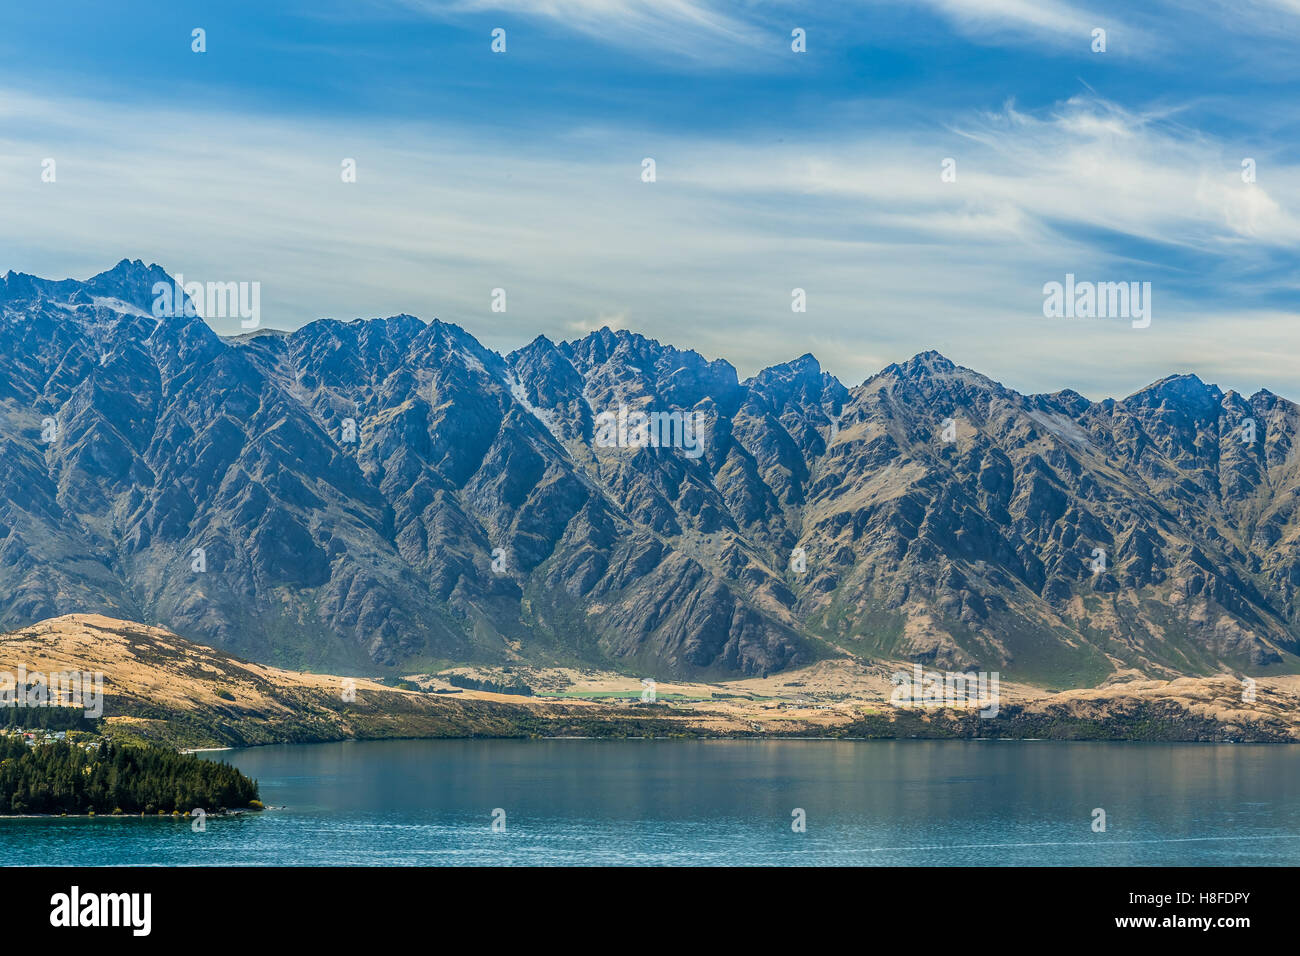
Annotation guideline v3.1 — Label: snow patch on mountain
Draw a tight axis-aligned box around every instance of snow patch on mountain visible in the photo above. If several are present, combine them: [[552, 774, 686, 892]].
[[91, 297, 153, 319], [1026, 409, 1092, 448], [504, 370, 561, 438]]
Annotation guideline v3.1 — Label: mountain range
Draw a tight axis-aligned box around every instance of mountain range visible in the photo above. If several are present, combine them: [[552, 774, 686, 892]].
[[2, 259, 1298, 685]]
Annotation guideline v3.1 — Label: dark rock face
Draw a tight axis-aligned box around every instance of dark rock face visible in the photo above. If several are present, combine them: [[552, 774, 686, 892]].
[[2, 261, 1298, 682]]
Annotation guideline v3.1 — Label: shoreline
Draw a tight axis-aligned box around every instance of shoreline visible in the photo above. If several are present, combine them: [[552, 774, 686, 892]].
[[0, 808, 264, 819], [187, 734, 1300, 754]]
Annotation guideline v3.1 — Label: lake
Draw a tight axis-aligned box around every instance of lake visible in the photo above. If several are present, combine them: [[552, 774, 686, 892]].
[[3, 739, 1299, 865]]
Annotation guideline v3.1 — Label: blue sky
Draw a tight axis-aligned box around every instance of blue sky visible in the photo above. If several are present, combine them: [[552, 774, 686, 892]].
[[2, 0, 1298, 398]]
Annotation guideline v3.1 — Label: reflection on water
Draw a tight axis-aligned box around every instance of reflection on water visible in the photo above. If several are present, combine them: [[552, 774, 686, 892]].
[[2, 739, 1298, 865]]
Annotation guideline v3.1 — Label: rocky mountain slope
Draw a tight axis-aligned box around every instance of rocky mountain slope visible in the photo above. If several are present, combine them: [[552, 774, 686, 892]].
[[2, 260, 1298, 685]]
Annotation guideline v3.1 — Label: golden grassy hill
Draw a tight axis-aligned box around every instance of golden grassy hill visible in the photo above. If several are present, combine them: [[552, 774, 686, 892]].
[[0, 614, 693, 748], [3, 614, 1297, 746]]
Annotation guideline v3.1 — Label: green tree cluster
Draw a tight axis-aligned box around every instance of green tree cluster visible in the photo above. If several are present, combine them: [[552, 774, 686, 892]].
[[0, 738, 259, 815]]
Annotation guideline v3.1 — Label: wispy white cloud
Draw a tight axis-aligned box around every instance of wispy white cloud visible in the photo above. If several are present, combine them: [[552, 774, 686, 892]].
[[1, 87, 1297, 401], [379, 0, 1297, 65], [667, 96, 1300, 249], [398, 0, 776, 62], [1187, 0, 1300, 32], [426, 0, 1126, 56], [903, 0, 1102, 40]]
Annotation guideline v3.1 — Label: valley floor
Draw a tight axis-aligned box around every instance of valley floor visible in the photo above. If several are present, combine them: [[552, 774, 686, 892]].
[[4, 615, 1297, 749], [418, 658, 1300, 743]]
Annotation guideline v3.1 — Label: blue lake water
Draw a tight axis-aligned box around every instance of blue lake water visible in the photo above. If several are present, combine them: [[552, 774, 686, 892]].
[[3, 739, 1299, 865]]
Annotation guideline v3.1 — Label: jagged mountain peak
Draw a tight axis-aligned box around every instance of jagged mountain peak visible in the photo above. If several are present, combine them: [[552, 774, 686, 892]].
[[374, 312, 425, 329], [745, 353, 848, 418], [2, 259, 177, 319], [89, 257, 165, 283], [565, 326, 734, 372], [875, 350, 964, 382], [751, 352, 822, 383], [4, 260, 1300, 684], [1032, 388, 1093, 415], [0, 270, 49, 301], [507, 333, 562, 361], [901, 348, 957, 369], [865, 350, 1008, 404], [420, 316, 498, 354], [559, 325, 743, 416], [82, 259, 174, 312], [291, 313, 427, 337], [1125, 373, 1225, 417]]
